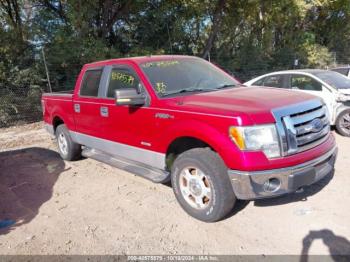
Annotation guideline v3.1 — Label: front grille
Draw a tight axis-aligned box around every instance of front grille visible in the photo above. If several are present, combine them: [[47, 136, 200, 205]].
[[287, 105, 330, 152], [272, 99, 330, 156]]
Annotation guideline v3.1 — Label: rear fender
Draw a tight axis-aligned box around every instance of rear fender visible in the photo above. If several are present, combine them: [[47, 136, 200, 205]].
[[49, 105, 75, 132]]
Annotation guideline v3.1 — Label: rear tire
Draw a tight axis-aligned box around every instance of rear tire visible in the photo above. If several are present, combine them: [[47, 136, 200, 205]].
[[335, 110, 350, 137], [171, 148, 236, 222], [56, 124, 81, 161]]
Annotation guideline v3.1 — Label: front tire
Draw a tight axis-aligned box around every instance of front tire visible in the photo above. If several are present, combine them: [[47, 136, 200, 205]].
[[335, 110, 350, 137], [56, 124, 81, 161], [171, 148, 236, 222]]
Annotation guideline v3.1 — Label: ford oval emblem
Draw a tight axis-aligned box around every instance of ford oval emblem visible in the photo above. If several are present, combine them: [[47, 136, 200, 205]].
[[310, 118, 323, 133]]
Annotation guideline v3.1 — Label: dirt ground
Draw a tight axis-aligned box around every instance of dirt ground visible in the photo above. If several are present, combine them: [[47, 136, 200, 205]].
[[0, 122, 349, 256]]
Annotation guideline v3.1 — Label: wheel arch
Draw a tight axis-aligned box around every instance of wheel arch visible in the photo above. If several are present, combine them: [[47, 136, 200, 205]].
[[335, 104, 350, 136], [166, 136, 214, 169], [52, 115, 65, 133], [163, 121, 239, 170], [335, 103, 350, 120]]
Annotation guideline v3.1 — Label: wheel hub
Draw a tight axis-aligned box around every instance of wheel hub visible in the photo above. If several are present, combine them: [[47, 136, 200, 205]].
[[189, 179, 202, 196], [178, 167, 212, 209], [58, 133, 68, 155]]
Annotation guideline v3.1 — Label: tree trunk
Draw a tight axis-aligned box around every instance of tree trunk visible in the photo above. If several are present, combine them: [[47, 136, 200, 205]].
[[201, 0, 226, 59], [98, 0, 132, 39]]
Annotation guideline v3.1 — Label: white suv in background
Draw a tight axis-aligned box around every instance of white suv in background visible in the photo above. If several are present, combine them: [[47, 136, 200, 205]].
[[244, 69, 350, 136]]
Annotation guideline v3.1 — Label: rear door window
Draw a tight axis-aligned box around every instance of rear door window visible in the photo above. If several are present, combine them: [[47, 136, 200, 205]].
[[253, 75, 283, 88], [263, 75, 283, 88], [80, 69, 103, 97]]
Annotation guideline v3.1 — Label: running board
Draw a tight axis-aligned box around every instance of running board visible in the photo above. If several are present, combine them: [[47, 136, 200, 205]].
[[82, 148, 170, 183]]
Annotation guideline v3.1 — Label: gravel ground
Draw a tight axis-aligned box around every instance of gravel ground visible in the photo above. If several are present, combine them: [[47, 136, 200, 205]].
[[0, 122, 349, 256]]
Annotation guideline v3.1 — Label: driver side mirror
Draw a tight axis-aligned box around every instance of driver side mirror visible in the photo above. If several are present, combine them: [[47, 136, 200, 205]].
[[115, 88, 145, 106]]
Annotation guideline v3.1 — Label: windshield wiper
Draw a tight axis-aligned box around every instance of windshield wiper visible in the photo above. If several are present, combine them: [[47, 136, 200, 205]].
[[214, 84, 237, 90], [161, 88, 210, 97], [160, 84, 236, 97]]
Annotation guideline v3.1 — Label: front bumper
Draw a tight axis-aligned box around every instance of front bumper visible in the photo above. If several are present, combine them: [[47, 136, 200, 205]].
[[228, 145, 338, 200]]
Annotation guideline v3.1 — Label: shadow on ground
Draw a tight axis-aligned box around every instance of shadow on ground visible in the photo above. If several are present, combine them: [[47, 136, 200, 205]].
[[0, 147, 66, 235], [254, 169, 334, 207], [300, 229, 350, 261]]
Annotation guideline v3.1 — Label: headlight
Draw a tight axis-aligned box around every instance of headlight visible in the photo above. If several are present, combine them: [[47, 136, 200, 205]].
[[336, 93, 349, 102], [229, 124, 281, 158]]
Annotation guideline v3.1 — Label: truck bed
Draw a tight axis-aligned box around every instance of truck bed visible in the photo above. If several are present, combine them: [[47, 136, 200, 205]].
[[43, 90, 74, 97]]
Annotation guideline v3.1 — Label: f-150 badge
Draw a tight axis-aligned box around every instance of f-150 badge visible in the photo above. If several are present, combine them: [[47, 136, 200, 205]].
[[155, 113, 174, 119]]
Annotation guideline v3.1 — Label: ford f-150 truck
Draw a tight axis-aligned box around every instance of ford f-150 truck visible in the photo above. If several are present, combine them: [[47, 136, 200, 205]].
[[42, 55, 337, 222]]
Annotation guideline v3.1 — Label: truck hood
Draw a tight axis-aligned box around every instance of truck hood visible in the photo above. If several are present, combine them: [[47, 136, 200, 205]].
[[167, 86, 320, 125]]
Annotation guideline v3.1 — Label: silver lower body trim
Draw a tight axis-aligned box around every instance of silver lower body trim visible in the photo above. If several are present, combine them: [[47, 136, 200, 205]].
[[70, 131, 166, 170], [228, 146, 338, 200], [82, 147, 170, 183]]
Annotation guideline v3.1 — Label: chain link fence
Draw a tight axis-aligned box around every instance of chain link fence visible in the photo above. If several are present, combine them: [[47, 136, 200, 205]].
[[0, 59, 82, 128], [0, 83, 43, 128], [0, 54, 349, 128]]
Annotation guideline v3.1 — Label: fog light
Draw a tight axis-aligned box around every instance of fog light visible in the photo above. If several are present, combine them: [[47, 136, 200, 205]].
[[263, 178, 281, 192]]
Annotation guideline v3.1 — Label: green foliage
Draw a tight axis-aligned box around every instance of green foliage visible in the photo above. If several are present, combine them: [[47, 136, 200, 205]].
[[300, 43, 334, 68], [0, 24, 43, 126], [1, 0, 350, 125]]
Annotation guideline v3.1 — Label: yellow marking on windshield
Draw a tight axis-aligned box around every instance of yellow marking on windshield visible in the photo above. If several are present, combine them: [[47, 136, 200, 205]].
[[155, 82, 167, 94]]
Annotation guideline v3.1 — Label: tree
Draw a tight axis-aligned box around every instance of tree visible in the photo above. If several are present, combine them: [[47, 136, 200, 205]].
[[0, 0, 23, 39], [2, 0, 350, 125], [201, 0, 226, 59]]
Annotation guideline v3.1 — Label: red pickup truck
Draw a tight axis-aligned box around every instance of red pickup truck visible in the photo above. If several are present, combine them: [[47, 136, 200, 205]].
[[42, 55, 337, 222]]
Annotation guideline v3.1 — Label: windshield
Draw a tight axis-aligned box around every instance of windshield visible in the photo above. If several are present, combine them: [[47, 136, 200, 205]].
[[312, 71, 350, 89], [140, 57, 239, 97]]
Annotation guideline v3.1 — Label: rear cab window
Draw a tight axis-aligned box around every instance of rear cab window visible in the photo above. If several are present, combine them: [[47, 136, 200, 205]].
[[253, 75, 283, 88], [263, 75, 283, 88], [252, 78, 264, 86]]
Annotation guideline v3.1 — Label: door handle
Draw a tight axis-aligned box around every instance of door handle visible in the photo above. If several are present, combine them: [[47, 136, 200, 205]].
[[74, 104, 80, 113], [100, 106, 109, 117]]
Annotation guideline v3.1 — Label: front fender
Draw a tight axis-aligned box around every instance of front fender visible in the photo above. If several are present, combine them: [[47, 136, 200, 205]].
[[160, 119, 244, 169]]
